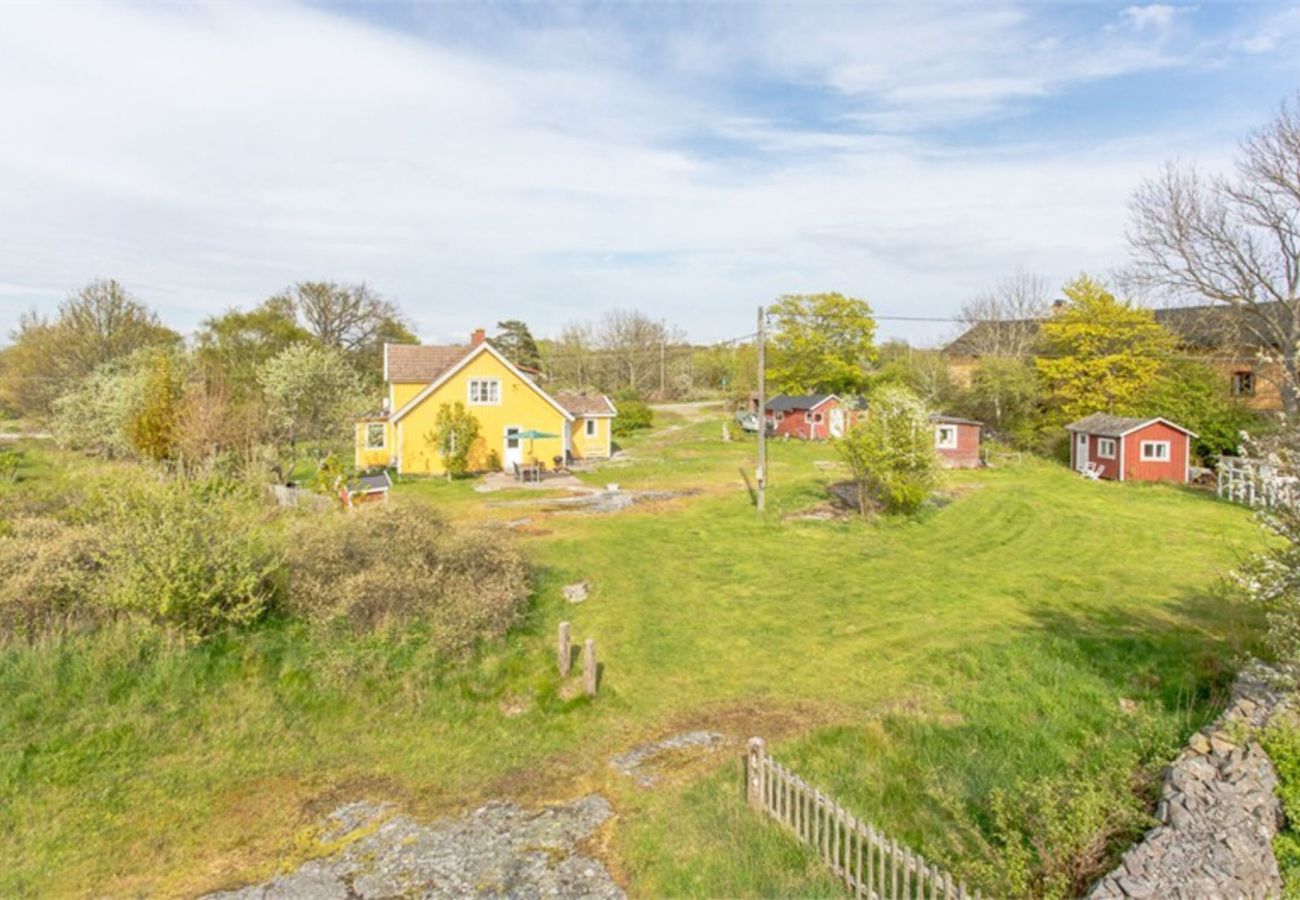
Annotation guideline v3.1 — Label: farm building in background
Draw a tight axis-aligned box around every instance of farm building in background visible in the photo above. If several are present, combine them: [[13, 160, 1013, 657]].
[[931, 415, 982, 468], [944, 303, 1287, 413], [1065, 413, 1196, 483]]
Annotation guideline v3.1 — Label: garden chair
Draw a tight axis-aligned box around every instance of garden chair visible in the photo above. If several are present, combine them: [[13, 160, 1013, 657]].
[[1082, 461, 1103, 480]]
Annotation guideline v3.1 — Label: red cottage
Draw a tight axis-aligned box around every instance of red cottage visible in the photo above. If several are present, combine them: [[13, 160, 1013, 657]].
[[764, 394, 850, 440], [1064, 413, 1196, 483], [931, 415, 983, 468]]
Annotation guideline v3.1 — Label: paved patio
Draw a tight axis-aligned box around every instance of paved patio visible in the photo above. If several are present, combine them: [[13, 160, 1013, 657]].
[[474, 471, 593, 493]]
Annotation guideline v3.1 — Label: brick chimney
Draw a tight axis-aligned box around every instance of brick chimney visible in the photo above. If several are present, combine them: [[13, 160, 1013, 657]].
[[471, 328, 486, 346]]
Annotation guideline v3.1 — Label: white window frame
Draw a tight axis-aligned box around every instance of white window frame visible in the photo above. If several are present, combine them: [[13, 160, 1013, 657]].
[[1140, 440, 1170, 462], [468, 378, 501, 406], [935, 425, 958, 449], [1097, 438, 1116, 459], [365, 423, 386, 450], [584, 418, 597, 437]]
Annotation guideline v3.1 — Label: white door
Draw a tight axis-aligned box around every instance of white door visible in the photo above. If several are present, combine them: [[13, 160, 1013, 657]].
[[1076, 433, 1089, 472], [829, 408, 845, 438], [503, 427, 523, 471]]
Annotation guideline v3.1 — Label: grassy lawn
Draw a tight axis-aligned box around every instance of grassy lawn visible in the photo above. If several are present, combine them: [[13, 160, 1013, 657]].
[[0, 417, 1266, 897]]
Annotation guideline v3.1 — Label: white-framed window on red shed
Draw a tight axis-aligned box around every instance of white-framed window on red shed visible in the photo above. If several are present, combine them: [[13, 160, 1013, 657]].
[[1140, 440, 1170, 461], [1097, 438, 1116, 459], [935, 425, 957, 449]]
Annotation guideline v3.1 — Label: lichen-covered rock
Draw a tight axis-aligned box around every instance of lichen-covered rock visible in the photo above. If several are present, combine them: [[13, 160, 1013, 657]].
[[206, 795, 622, 899], [1088, 662, 1289, 899]]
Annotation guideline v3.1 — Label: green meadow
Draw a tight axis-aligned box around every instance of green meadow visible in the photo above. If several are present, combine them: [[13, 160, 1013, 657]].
[[0, 413, 1265, 896]]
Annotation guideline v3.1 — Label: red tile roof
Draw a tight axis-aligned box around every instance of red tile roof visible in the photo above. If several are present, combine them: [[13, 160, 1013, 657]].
[[553, 392, 616, 416], [385, 343, 471, 383]]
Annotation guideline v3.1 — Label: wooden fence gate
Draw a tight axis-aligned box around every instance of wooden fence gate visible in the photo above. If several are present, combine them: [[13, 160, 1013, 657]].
[[1217, 457, 1300, 510], [747, 738, 979, 900]]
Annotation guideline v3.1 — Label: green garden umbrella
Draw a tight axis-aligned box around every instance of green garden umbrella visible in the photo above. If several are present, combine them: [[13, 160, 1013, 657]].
[[515, 429, 560, 462]]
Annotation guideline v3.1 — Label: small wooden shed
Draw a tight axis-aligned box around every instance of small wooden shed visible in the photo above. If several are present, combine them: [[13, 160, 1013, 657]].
[[1064, 413, 1196, 483], [931, 415, 983, 468], [764, 394, 850, 440]]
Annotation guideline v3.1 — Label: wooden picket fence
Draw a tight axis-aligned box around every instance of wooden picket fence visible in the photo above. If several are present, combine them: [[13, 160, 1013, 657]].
[[747, 738, 980, 900], [1217, 457, 1300, 510]]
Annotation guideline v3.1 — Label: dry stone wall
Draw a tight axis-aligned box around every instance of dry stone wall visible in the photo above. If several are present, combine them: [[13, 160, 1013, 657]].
[[1089, 664, 1288, 900]]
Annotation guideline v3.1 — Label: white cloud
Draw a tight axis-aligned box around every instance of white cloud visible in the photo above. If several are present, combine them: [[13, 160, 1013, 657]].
[[0, 1, 1265, 347], [1121, 4, 1181, 32]]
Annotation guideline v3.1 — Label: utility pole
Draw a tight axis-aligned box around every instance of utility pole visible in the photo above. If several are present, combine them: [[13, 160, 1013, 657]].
[[757, 305, 767, 513]]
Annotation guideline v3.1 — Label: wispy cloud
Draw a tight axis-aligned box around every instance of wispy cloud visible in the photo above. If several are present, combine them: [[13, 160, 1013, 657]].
[[0, 1, 1291, 346]]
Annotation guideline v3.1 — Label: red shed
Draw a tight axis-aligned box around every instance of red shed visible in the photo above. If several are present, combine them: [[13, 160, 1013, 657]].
[[1064, 413, 1196, 483], [931, 414, 983, 468], [764, 394, 850, 439]]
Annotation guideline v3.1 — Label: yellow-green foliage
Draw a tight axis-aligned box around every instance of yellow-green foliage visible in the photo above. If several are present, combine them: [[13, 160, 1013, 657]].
[[769, 292, 877, 395], [126, 350, 183, 462], [429, 401, 481, 477], [1265, 721, 1300, 894], [282, 502, 530, 649], [1035, 275, 1175, 423]]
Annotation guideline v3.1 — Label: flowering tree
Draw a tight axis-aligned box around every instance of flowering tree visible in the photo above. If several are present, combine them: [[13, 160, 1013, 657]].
[[1235, 432, 1300, 669], [836, 385, 938, 515]]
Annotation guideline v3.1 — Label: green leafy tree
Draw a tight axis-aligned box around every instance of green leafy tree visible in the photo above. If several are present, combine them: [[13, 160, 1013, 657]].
[[870, 341, 953, 407], [1143, 359, 1262, 464], [258, 343, 367, 481], [492, 320, 541, 369], [963, 357, 1043, 440], [126, 350, 185, 463], [1035, 275, 1175, 424], [194, 300, 314, 401], [769, 292, 877, 395], [429, 402, 481, 478], [0, 280, 178, 418], [836, 385, 938, 515]]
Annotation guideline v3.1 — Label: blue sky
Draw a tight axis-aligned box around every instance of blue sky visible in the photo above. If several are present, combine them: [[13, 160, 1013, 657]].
[[1, 1, 1299, 347]]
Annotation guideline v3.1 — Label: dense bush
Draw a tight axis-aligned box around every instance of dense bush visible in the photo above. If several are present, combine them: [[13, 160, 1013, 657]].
[[965, 756, 1153, 899], [0, 517, 107, 639], [836, 385, 938, 514], [611, 392, 653, 437], [97, 479, 279, 639], [283, 502, 530, 650], [1264, 721, 1300, 892]]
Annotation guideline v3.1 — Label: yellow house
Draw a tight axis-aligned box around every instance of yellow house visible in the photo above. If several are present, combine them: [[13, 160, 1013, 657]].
[[355, 331, 617, 476]]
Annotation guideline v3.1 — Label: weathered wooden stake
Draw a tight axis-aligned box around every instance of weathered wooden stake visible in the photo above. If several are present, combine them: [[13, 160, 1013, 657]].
[[747, 737, 766, 810], [557, 621, 571, 676], [582, 638, 598, 697]]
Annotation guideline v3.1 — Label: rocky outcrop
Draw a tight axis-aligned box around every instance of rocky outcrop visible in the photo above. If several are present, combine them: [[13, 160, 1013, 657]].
[[1089, 664, 1289, 900], [207, 795, 622, 899]]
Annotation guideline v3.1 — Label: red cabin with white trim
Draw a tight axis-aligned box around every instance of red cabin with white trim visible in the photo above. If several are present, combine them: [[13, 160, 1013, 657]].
[[931, 415, 982, 468], [1064, 413, 1196, 483], [764, 394, 851, 440]]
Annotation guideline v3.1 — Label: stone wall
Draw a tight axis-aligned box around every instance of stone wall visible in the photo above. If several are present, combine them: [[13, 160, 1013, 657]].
[[1089, 664, 1289, 899]]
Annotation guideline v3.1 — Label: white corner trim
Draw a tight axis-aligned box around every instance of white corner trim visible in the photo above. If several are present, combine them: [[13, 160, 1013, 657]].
[[383, 342, 390, 383]]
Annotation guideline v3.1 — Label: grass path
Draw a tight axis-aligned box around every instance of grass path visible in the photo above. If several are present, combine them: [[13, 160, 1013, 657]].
[[0, 421, 1266, 897]]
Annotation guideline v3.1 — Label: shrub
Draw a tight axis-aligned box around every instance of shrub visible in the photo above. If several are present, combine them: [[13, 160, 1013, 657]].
[[0, 517, 108, 640], [283, 502, 530, 650], [836, 385, 938, 514], [612, 392, 653, 437], [99, 478, 279, 639], [1265, 720, 1300, 892], [0, 448, 21, 482], [428, 401, 481, 477], [965, 758, 1152, 899]]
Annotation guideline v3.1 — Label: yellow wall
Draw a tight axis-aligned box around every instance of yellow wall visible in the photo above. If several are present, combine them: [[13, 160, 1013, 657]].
[[571, 415, 612, 459], [391, 382, 424, 411], [395, 351, 568, 475], [354, 420, 393, 469]]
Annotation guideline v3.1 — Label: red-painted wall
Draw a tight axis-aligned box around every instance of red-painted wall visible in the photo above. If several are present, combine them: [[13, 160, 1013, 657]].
[[936, 422, 981, 468], [1121, 421, 1189, 482], [766, 399, 846, 439]]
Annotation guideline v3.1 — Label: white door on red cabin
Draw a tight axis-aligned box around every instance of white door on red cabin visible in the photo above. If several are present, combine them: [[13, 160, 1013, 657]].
[[1076, 433, 1089, 472], [829, 408, 845, 438]]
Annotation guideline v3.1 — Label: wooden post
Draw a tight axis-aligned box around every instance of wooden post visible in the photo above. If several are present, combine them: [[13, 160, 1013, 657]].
[[582, 638, 597, 696], [557, 621, 571, 676], [757, 305, 767, 513], [747, 737, 766, 810]]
